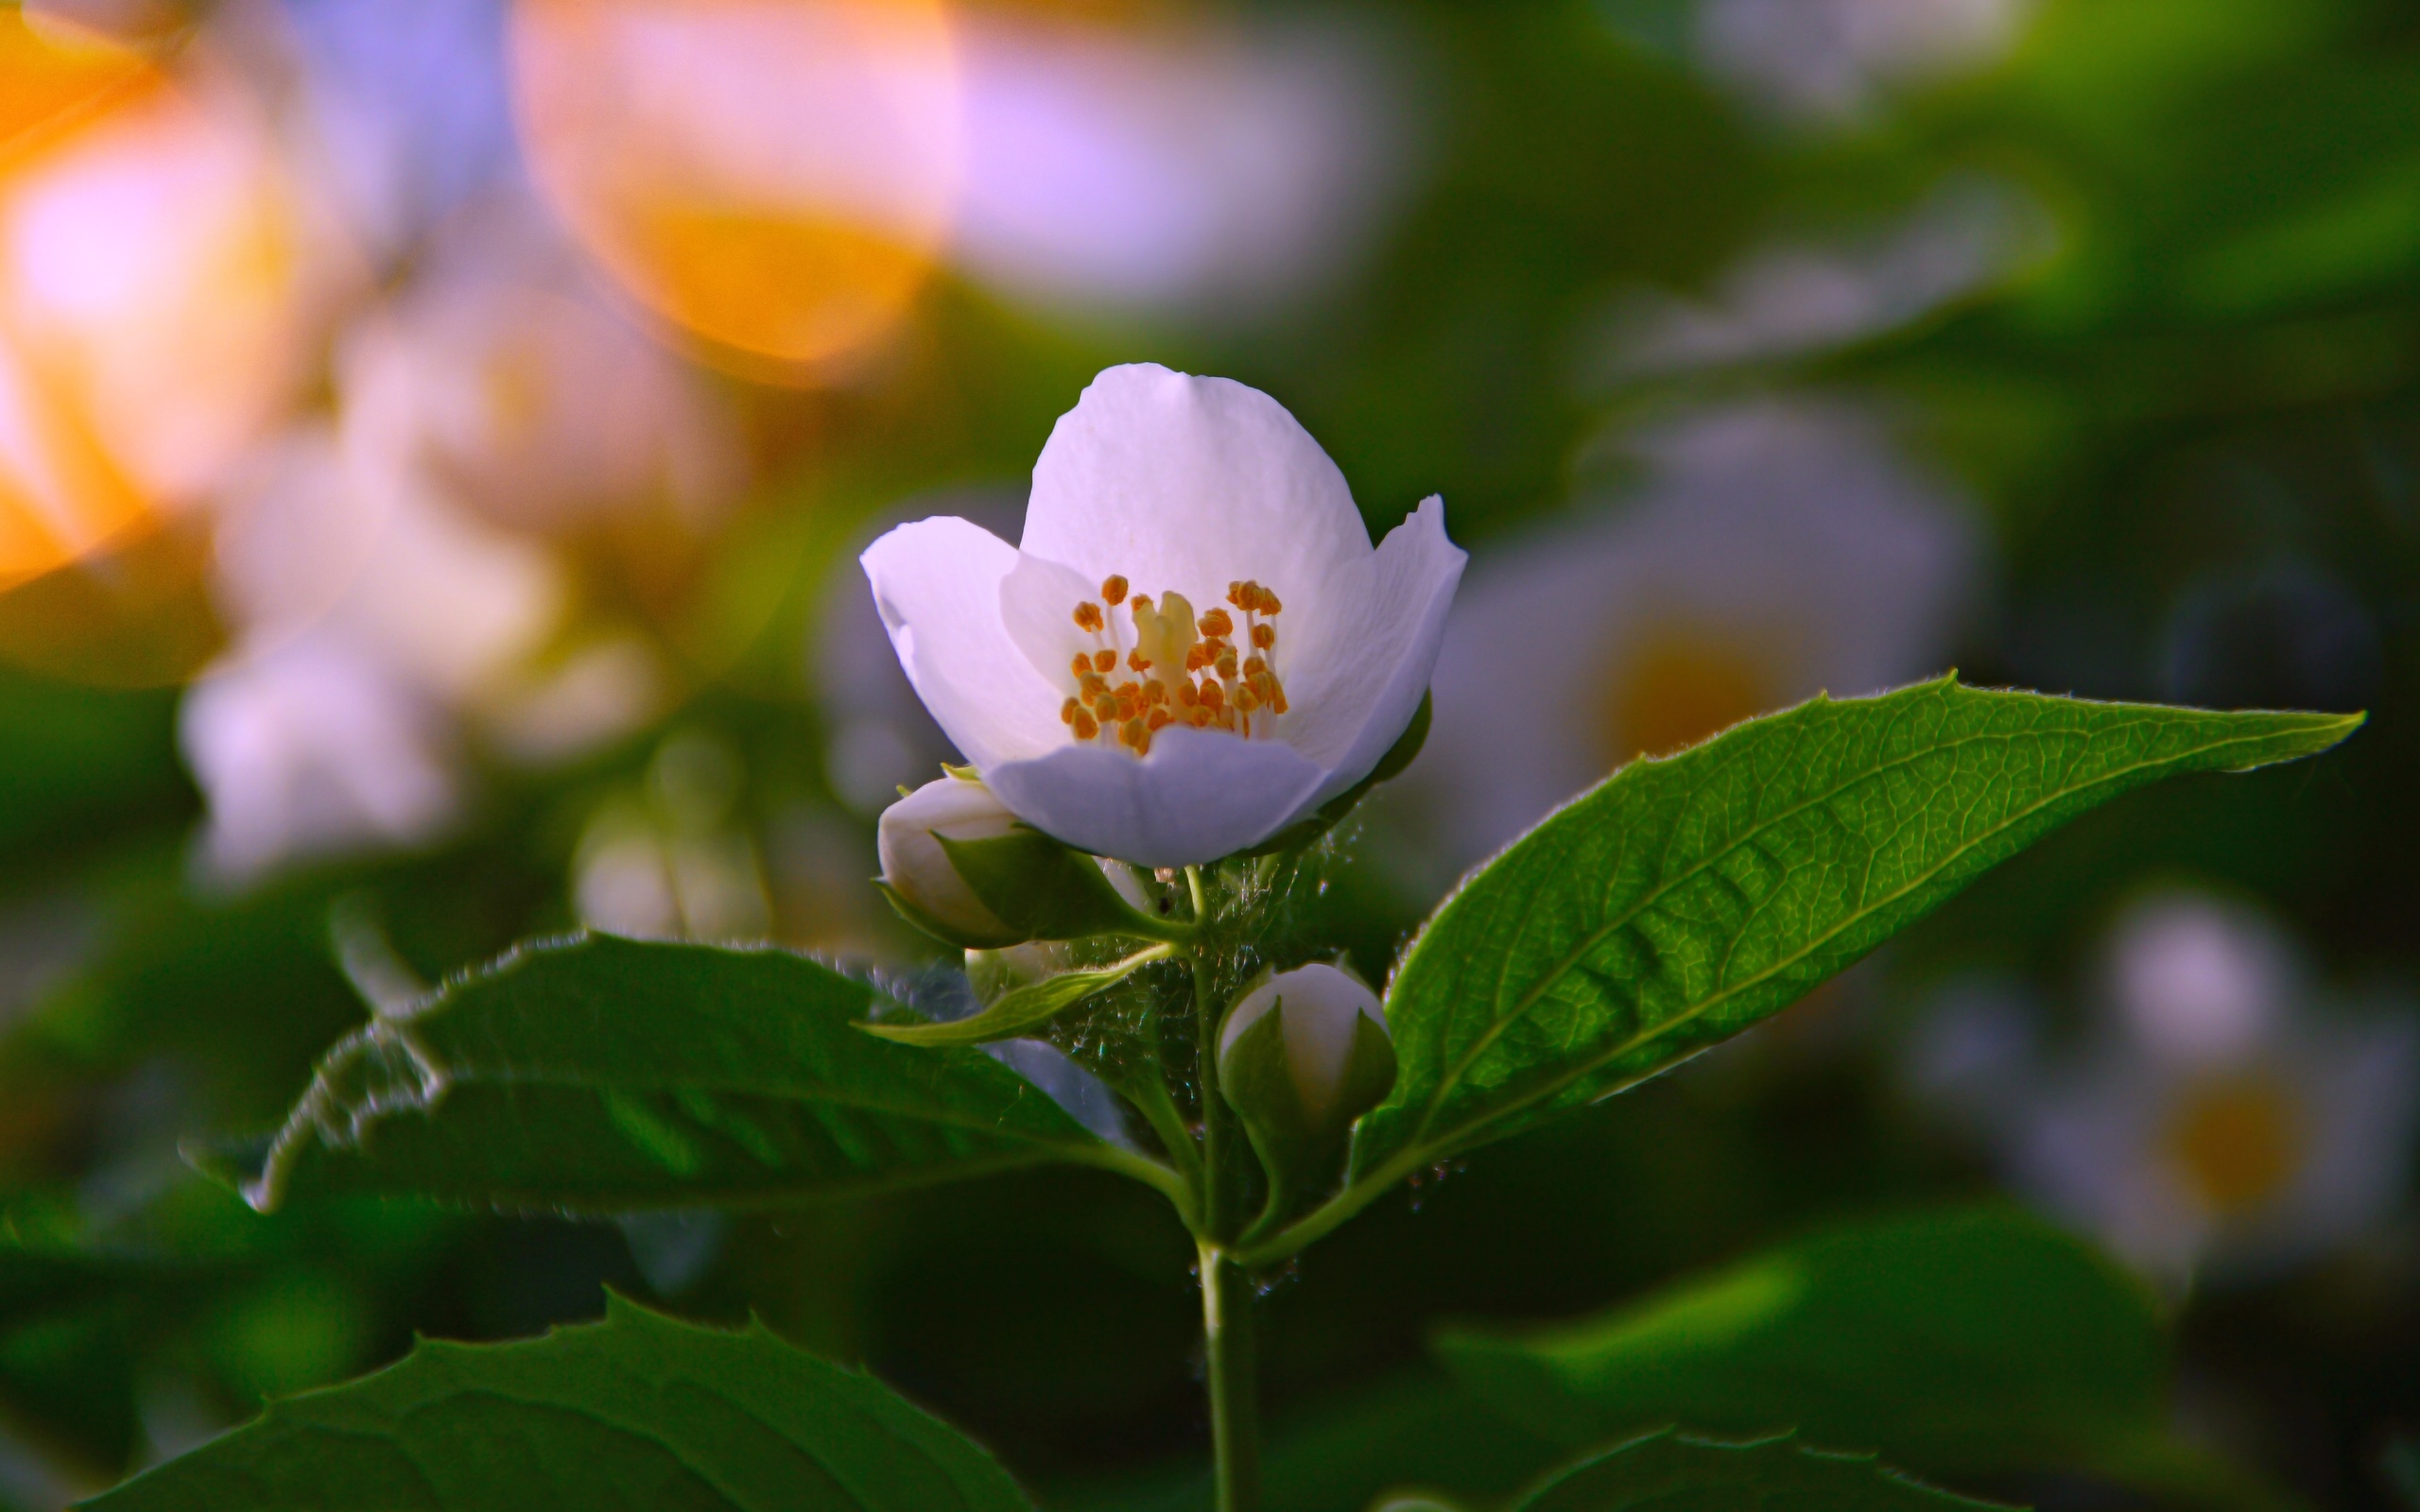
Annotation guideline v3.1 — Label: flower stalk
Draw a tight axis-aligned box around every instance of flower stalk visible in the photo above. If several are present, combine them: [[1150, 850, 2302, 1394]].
[[1181, 863, 1261, 1512]]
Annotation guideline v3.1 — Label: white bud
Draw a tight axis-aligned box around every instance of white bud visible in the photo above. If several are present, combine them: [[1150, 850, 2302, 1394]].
[[1219, 963, 1389, 1122], [876, 776, 1020, 944]]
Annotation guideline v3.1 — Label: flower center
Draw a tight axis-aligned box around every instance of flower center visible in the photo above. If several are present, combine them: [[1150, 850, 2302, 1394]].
[[2162, 1073, 2307, 1217], [1057, 574, 1289, 757]]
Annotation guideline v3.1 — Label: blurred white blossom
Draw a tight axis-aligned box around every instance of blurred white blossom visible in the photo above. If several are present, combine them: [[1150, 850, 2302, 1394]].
[[1688, 0, 2032, 123], [1910, 891, 2420, 1288], [1400, 397, 1975, 870], [947, 12, 1413, 317], [1593, 177, 2052, 382]]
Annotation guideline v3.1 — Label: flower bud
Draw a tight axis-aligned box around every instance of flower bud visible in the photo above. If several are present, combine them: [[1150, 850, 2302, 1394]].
[[876, 776, 1024, 948], [1219, 965, 1396, 1213]]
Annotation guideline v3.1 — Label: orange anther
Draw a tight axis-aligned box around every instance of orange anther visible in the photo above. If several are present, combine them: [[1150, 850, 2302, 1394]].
[[1080, 672, 1107, 697], [1061, 697, 1080, 724], [1243, 655, 1266, 677], [1100, 574, 1129, 606], [1199, 609, 1233, 639], [1131, 593, 1152, 614], [1093, 694, 1118, 721], [1072, 710, 1099, 740], [1094, 649, 1116, 673], [1199, 679, 1224, 711], [1250, 624, 1275, 649], [1259, 588, 1282, 614], [1216, 651, 1238, 679], [1128, 649, 1151, 672], [1120, 716, 1147, 749], [1074, 602, 1105, 633], [1176, 682, 1198, 707], [1148, 707, 1172, 730], [1071, 653, 1093, 678]]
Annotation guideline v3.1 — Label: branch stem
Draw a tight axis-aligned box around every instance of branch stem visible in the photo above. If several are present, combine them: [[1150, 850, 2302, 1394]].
[[1198, 1240, 1261, 1512], [1182, 864, 1259, 1512]]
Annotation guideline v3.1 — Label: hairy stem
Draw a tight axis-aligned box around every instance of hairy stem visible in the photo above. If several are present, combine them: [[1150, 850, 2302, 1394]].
[[1183, 864, 1259, 1512]]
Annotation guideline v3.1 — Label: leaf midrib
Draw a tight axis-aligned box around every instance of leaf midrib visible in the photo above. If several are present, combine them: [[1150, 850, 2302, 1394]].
[[379, 1060, 1102, 1154]]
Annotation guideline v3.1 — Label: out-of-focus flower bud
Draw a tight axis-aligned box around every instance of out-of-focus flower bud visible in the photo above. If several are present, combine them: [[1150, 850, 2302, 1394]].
[[875, 775, 1024, 949], [1219, 963, 1395, 1210]]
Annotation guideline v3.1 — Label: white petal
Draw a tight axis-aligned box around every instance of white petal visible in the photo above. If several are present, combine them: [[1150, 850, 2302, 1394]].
[[1020, 363, 1371, 609], [862, 517, 1067, 767], [986, 724, 1327, 868], [999, 550, 1113, 691], [1279, 494, 1464, 802]]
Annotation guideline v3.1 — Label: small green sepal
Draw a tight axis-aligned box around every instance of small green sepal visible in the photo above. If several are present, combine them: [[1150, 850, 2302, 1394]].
[[874, 878, 1025, 952], [937, 828, 1191, 942], [862, 942, 1176, 1046], [1222, 996, 1396, 1231]]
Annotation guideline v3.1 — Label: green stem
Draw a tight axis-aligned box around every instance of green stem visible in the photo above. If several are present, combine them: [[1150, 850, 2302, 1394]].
[[1199, 1240, 1261, 1512], [1182, 864, 1259, 1512]]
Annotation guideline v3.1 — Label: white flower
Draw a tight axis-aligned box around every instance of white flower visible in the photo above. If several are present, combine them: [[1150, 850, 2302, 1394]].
[[1400, 398, 1974, 870], [180, 632, 459, 881], [862, 363, 1464, 868], [1911, 891, 2420, 1288], [1219, 963, 1389, 1124], [875, 776, 1024, 945], [1686, 0, 2032, 124]]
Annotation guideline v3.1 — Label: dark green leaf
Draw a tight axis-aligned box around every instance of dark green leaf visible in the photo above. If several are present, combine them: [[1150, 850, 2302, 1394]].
[[1511, 1431, 2005, 1512], [81, 1294, 1034, 1511], [1434, 1207, 2165, 1477], [201, 933, 1174, 1215], [1351, 680, 2360, 1185]]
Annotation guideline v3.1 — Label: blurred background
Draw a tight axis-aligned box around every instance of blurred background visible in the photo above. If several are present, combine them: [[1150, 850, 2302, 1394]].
[[0, 0, 2415, 1505]]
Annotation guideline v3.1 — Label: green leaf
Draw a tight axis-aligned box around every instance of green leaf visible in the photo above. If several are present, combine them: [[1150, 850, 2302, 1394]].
[[1350, 679, 2360, 1188], [1433, 1207, 2167, 1478], [1509, 1431, 2004, 1512], [81, 1294, 1034, 1511], [201, 932, 1175, 1215], [862, 942, 1176, 1046]]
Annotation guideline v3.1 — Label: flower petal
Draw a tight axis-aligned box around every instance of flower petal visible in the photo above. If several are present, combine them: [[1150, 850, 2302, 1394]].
[[1279, 494, 1463, 803], [987, 724, 1327, 868], [1020, 363, 1371, 610], [862, 517, 1068, 767], [999, 549, 1115, 692]]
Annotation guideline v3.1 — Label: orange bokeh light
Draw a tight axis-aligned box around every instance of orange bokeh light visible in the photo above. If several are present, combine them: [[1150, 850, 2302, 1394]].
[[0, 20, 337, 679], [510, 0, 961, 381]]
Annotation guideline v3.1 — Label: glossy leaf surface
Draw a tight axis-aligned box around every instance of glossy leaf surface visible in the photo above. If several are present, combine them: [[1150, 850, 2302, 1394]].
[[1352, 680, 2360, 1184]]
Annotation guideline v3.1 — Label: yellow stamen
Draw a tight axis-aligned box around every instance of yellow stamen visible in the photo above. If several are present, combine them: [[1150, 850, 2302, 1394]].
[[1054, 569, 1304, 757]]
